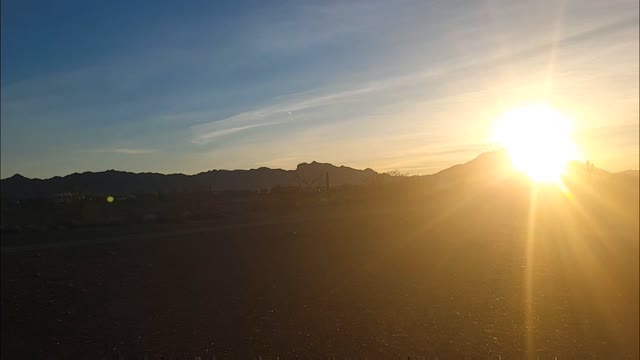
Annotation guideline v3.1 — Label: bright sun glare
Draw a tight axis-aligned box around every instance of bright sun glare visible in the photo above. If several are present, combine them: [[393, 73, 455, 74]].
[[493, 104, 579, 183]]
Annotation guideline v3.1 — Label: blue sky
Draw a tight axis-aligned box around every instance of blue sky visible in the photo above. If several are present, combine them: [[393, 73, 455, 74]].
[[1, 0, 638, 178]]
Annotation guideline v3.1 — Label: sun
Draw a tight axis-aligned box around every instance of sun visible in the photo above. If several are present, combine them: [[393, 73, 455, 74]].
[[492, 104, 579, 183]]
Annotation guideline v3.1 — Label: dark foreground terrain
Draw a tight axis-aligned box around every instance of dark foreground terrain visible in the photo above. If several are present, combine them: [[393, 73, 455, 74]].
[[2, 184, 639, 359]]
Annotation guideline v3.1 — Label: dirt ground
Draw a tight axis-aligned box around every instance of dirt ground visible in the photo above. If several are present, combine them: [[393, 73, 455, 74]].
[[2, 189, 638, 359]]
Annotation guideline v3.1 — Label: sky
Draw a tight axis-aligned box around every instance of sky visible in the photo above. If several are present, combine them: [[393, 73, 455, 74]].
[[1, 0, 638, 179]]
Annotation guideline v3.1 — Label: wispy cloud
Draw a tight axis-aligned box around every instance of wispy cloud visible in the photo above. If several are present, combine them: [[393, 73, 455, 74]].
[[90, 148, 158, 155], [186, 84, 384, 145], [191, 122, 277, 145]]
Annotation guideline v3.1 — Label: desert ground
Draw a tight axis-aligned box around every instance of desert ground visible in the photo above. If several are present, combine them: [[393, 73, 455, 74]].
[[2, 185, 638, 359]]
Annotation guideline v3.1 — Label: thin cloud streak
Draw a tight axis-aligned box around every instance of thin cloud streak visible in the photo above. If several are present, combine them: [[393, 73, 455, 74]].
[[191, 122, 278, 145], [90, 148, 159, 155], [188, 85, 380, 129]]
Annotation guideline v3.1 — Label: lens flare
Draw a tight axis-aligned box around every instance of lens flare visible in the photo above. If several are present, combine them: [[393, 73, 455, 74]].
[[493, 104, 579, 183]]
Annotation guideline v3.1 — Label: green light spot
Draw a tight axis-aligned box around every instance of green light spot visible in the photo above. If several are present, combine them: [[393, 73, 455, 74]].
[[106, 196, 115, 203]]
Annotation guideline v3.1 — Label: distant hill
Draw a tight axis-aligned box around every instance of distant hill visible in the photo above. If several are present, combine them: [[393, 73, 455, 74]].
[[0, 162, 382, 199], [427, 150, 513, 186], [1, 151, 637, 199], [419, 150, 638, 192]]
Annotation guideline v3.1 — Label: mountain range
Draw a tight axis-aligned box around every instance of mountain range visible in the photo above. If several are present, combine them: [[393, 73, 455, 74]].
[[0, 161, 380, 199], [1, 151, 637, 199]]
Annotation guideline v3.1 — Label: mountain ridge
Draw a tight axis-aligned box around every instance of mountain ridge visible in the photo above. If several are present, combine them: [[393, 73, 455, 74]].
[[1, 161, 384, 199], [2, 151, 637, 199]]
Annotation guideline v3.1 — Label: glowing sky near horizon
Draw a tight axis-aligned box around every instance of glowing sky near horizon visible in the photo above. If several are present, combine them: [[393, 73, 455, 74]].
[[1, 0, 638, 178]]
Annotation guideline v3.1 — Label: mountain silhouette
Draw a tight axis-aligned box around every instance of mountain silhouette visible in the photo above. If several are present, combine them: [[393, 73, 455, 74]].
[[428, 150, 513, 186], [1, 151, 637, 199], [1, 162, 381, 199]]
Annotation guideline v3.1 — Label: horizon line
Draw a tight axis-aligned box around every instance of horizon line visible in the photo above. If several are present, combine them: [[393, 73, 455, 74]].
[[1, 151, 633, 181]]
